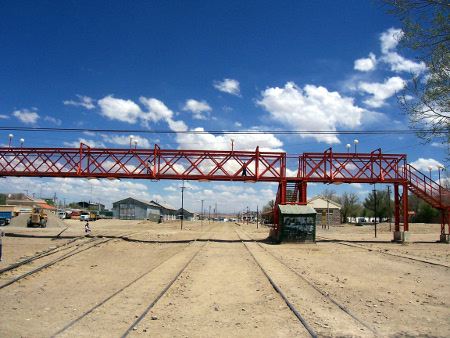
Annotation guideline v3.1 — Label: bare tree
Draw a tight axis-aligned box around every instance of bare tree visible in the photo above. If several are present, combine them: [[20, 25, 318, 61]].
[[339, 192, 361, 223], [379, 0, 450, 161]]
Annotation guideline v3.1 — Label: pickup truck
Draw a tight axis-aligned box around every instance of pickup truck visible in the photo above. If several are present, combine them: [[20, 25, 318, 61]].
[[0, 211, 13, 226]]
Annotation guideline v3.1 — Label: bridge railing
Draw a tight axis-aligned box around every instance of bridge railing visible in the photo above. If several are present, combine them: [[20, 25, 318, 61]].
[[297, 148, 407, 183]]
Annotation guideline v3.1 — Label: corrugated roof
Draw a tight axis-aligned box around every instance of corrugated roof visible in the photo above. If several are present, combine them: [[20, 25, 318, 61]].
[[279, 205, 317, 214]]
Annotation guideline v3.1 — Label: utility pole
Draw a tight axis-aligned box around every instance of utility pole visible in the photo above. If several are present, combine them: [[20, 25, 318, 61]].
[[387, 185, 391, 231], [256, 205, 259, 229], [180, 180, 185, 230], [373, 186, 377, 238]]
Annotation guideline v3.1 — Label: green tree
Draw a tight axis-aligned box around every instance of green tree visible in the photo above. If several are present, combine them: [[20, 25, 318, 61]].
[[379, 0, 450, 161], [0, 194, 6, 205], [363, 190, 393, 220]]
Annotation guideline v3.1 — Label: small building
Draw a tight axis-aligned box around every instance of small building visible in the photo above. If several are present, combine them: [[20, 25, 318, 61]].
[[151, 201, 178, 221], [278, 205, 317, 243], [177, 208, 197, 221], [112, 197, 161, 220], [307, 196, 341, 227]]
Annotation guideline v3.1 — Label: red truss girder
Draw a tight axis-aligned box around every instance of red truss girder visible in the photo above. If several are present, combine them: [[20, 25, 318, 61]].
[[298, 148, 407, 184], [1, 143, 448, 239], [0, 144, 286, 182]]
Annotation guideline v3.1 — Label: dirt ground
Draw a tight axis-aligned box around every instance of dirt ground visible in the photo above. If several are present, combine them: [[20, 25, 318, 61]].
[[0, 215, 448, 337]]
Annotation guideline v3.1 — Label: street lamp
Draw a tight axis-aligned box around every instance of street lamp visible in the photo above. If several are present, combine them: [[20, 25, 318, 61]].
[[354, 139, 358, 153], [129, 135, 134, 150], [20, 138, 24, 148], [428, 165, 433, 179], [346, 144, 351, 153], [438, 165, 445, 186], [8, 134, 13, 148], [230, 138, 235, 152], [134, 139, 138, 150]]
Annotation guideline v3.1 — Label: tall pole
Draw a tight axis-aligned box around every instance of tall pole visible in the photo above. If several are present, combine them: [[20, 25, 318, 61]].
[[201, 199, 204, 227], [387, 185, 391, 231], [257, 205, 259, 229], [373, 186, 377, 238], [209, 205, 211, 224], [181, 180, 185, 230]]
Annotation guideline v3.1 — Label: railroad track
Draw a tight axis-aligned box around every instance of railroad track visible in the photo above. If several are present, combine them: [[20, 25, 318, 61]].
[[0, 231, 142, 290], [316, 235, 450, 269], [50, 224, 219, 337], [234, 226, 378, 338]]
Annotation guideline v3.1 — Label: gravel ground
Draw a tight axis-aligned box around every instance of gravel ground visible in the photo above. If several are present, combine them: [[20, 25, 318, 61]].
[[0, 218, 448, 337]]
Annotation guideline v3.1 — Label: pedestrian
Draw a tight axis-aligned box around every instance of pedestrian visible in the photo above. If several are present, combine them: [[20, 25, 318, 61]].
[[0, 226, 4, 262], [85, 222, 91, 233]]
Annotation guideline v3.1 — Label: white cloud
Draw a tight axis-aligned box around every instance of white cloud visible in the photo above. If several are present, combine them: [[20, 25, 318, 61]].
[[44, 116, 62, 125], [0, 115, 10, 119], [175, 127, 283, 151], [63, 138, 106, 148], [379, 28, 427, 74], [256, 82, 366, 144], [410, 158, 444, 172], [182, 99, 212, 120], [354, 53, 377, 71], [358, 76, 405, 108], [381, 52, 427, 74], [98, 95, 142, 123], [167, 118, 188, 132], [12, 109, 40, 124], [380, 28, 403, 53], [139, 97, 174, 123], [63, 95, 96, 110], [101, 134, 151, 149], [213, 78, 241, 96]]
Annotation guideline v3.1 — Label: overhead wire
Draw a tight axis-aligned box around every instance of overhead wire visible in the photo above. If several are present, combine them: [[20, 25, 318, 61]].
[[0, 126, 441, 135]]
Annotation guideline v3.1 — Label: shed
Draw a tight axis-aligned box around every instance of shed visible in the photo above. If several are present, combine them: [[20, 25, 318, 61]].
[[112, 197, 161, 220], [308, 196, 341, 227], [177, 208, 197, 221], [279, 205, 317, 243], [151, 201, 178, 220]]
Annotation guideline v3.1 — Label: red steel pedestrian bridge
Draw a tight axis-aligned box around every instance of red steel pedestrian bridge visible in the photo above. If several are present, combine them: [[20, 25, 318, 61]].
[[0, 143, 448, 242]]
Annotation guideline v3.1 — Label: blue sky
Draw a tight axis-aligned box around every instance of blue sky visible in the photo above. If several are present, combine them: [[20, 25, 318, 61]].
[[0, 1, 447, 213]]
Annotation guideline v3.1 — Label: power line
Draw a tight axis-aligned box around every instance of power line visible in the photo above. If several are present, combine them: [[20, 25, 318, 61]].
[[0, 126, 442, 135]]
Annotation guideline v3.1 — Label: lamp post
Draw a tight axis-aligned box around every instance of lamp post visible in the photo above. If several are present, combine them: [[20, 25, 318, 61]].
[[20, 138, 24, 148], [230, 138, 235, 152], [134, 139, 138, 150], [428, 165, 433, 179], [346, 144, 350, 153], [8, 134, 13, 148], [129, 135, 134, 150], [354, 139, 358, 154]]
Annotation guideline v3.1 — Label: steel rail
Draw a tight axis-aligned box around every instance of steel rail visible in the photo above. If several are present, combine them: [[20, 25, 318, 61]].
[[233, 227, 318, 338], [0, 237, 114, 290], [120, 236, 214, 337], [316, 236, 450, 269], [238, 228, 378, 335]]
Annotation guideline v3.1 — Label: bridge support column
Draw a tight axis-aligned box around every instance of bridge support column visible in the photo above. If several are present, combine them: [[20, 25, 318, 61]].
[[393, 183, 410, 242], [440, 210, 449, 243]]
